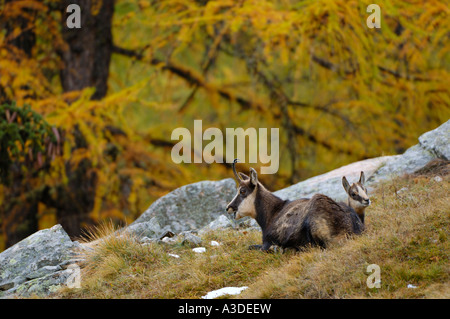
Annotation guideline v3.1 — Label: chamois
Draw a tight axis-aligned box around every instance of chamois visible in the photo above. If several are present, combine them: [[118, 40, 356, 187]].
[[341, 172, 370, 225], [226, 160, 370, 251]]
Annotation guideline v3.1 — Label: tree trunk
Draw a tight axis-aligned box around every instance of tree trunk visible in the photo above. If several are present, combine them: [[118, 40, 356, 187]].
[[54, 0, 115, 237], [59, 0, 114, 100]]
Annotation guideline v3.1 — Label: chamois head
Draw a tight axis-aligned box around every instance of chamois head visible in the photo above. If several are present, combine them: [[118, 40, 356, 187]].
[[342, 171, 371, 214], [226, 159, 259, 220]]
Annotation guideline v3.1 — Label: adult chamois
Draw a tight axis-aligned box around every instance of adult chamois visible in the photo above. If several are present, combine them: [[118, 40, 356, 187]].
[[226, 160, 370, 251]]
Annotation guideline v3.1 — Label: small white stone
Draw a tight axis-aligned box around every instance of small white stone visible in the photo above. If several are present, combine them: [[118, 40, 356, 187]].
[[192, 247, 206, 253], [168, 253, 180, 258], [397, 187, 408, 194], [433, 176, 443, 182], [210, 241, 220, 246], [162, 237, 175, 243]]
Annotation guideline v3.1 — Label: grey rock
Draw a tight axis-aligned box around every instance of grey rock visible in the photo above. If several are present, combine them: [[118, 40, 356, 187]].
[[3, 269, 73, 298], [131, 178, 237, 233], [161, 237, 177, 244], [368, 144, 435, 184], [198, 213, 261, 233], [139, 236, 160, 244], [27, 265, 62, 280], [273, 121, 449, 202], [59, 258, 85, 269], [0, 224, 77, 295], [201, 215, 234, 232], [123, 217, 165, 239], [139, 231, 176, 245], [0, 224, 78, 298], [236, 218, 261, 230], [177, 231, 202, 247], [274, 156, 394, 202], [418, 120, 450, 160]]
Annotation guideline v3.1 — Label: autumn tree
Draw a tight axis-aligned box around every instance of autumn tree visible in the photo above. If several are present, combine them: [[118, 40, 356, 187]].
[[110, 0, 449, 180], [0, 0, 132, 247], [0, 0, 449, 250]]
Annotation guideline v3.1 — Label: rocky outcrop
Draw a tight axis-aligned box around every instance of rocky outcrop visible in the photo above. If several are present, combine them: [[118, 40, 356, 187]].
[[274, 156, 395, 202], [276, 120, 449, 202], [368, 120, 449, 185], [418, 120, 449, 160], [130, 178, 237, 234], [123, 216, 165, 239], [0, 224, 80, 298]]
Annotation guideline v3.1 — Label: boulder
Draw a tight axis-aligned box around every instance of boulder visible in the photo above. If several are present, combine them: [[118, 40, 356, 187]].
[[200, 214, 234, 233], [130, 178, 237, 234], [274, 156, 395, 202], [418, 119, 449, 160], [0, 224, 78, 298], [199, 214, 260, 233], [369, 120, 449, 184], [367, 144, 435, 184], [275, 120, 449, 201], [178, 231, 202, 247], [123, 217, 165, 239], [3, 269, 74, 298]]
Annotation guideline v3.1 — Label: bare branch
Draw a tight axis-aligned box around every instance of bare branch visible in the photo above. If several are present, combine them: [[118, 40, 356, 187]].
[[311, 53, 432, 82], [112, 44, 264, 112]]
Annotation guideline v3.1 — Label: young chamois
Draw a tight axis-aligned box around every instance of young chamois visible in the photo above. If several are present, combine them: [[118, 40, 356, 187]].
[[226, 160, 370, 251]]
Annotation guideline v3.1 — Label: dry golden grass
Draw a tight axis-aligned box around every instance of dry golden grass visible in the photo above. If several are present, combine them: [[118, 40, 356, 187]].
[[55, 172, 449, 299], [58, 225, 295, 298]]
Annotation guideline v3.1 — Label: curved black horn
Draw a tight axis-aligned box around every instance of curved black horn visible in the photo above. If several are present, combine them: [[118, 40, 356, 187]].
[[232, 158, 242, 182]]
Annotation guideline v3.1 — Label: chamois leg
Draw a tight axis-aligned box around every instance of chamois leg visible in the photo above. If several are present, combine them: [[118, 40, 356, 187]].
[[310, 217, 333, 249], [248, 241, 272, 252]]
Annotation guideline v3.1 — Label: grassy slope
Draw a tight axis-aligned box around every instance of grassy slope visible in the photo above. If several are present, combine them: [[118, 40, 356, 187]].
[[56, 172, 449, 299]]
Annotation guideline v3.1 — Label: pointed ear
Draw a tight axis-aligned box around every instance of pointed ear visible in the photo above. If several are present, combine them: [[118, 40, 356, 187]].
[[359, 171, 365, 185], [342, 176, 351, 193], [238, 172, 249, 180], [250, 168, 258, 186]]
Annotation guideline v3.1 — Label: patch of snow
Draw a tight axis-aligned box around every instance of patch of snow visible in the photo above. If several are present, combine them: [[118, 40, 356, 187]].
[[192, 247, 206, 253], [407, 284, 418, 289], [162, 237, 176, 243], [210, 241, 220, 246], [434, 176, 443, 182], [168, 253, 180, 258], [201, 286, 249, 299]]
